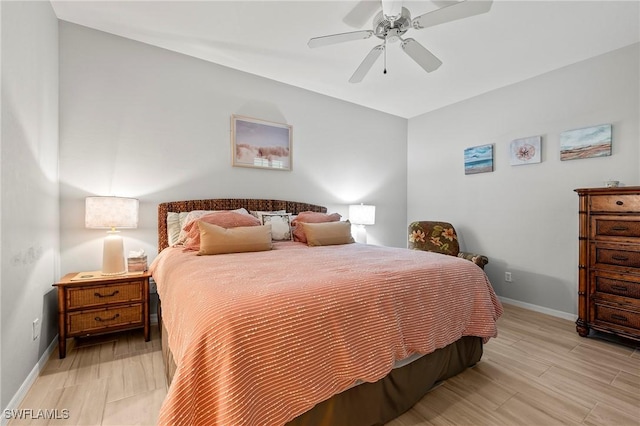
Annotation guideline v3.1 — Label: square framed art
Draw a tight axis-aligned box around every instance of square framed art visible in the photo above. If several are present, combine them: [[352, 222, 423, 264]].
[[510, 136, 542, 166], [464, 144, 493, 175], [231, 115, 292, 170]]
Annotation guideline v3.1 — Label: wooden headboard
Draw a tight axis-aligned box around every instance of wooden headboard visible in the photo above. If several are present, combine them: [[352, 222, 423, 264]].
[[158, 198, 327, 252]]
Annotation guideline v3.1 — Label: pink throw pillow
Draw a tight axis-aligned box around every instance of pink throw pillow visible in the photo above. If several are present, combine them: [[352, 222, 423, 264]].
[[291, 211, 341, 243], [183, 211, 261, 251]]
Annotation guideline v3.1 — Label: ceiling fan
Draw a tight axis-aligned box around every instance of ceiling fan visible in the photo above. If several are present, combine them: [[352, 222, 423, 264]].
[[308, 0, 493, 83]]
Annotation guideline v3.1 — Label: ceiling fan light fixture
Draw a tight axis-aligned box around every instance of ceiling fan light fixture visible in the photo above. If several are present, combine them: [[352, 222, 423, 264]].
[[308, 0, 493, 82], [382, 0, 404, 21]]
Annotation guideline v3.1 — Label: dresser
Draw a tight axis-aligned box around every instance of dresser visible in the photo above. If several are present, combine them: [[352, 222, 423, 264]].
[[575, 187, 640, 342], [54, 271, 151, 358]]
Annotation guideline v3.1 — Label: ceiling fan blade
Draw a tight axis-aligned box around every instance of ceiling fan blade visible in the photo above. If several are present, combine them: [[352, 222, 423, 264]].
[[412, 0, 493, 29], [308, 30, 374, 48], [381, 0, 403, 20], [401, 38, 442, 73], [343, 1, 381, 28], [349, 44, 385, 83]]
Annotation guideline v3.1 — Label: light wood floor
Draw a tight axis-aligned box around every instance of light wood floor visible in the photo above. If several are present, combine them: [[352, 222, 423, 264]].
[[9, 304, 640, 425]]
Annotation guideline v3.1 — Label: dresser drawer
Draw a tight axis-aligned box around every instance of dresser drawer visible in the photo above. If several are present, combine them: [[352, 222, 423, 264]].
[[591, 243, 640, 271], [594, 304, 640, 331], [590, 194, 640, 213], [591, 216, 640, 240], [68, 304, 143, 335], [593, 273, 640, 299], [67, 281, 143, 309]]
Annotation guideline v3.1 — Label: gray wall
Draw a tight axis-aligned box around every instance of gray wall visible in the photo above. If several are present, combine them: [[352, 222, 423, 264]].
[[1, 0, 59, 411], [58, 22, 408, 273], [407, 43, 640, 317]]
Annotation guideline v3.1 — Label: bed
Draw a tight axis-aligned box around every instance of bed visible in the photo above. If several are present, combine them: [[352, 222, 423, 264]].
[[151, 198, 503, 425]]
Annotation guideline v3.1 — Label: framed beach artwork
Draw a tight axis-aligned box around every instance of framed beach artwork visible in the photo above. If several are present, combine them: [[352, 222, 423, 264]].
[[510, 136, 542, 166], [231, 115, 292, 170], [464, 144, 493, 175], [560, 124, 611, 161]]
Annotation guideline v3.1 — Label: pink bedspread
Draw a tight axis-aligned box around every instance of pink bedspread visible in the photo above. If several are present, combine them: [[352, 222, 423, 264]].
[[151, 242, 502, 425]]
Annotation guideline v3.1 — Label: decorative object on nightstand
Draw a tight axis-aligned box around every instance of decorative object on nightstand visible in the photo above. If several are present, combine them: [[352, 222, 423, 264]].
[[408, 221, 489, 269], [349, 203, 375, 243], [127, 249, 148, 272], [53, 271, 151, 358], [575, 186, 640, 342], [85, 196, 139, 275]]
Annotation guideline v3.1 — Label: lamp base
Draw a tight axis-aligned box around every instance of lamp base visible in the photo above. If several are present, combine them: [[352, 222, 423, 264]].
[[102, 231, 127, 275], [352, 224, 368, 244]]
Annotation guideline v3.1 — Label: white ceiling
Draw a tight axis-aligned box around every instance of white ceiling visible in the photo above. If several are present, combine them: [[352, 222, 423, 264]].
[[51, 0, 640, 118]]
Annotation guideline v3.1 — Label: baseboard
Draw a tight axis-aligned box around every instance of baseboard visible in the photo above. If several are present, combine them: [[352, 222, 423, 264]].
[[2, 314, 158, 425], [498, 296, 578, 322], [1, 337, 58, 426]]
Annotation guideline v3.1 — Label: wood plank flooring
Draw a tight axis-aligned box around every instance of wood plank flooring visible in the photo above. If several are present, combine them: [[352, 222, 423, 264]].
[[9, 304, 640, 425]]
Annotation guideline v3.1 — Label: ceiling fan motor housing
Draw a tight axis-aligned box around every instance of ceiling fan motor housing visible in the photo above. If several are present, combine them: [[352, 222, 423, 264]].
[[373, 7, 411, 42]]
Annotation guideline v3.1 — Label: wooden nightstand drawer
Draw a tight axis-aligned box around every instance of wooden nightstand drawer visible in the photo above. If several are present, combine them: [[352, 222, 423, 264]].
[[54, 271, 151, 358], [590, 194, 640, 213], [67, 281, 143, 309], [68, 304, 143, 335]]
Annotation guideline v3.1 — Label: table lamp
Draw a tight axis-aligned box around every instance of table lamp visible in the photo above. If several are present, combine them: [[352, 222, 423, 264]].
[[85, 196, 139, 275], [349, 203, 376, 244]]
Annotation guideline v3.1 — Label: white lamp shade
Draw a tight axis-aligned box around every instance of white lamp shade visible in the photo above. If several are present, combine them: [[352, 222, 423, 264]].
[[86, 196, 138, 275], [349, 204, 376, 226], [85, 197, 139, 229]]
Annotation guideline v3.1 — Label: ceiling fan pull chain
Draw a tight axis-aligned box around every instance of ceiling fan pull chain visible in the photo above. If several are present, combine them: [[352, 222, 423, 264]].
[[383, 39, 387, 75]]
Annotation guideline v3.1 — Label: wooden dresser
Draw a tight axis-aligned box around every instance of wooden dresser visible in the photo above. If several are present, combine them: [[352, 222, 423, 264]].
[[54, 271, 151, 358], [575, 187, 640, 342]]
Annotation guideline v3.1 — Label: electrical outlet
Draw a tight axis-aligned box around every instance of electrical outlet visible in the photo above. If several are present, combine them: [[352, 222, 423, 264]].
[[505, 272, 513, 283], [32, 318, 41, 340]]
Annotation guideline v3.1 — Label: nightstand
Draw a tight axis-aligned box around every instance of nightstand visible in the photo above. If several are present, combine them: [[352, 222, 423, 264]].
[[54, 271, 151, 358]]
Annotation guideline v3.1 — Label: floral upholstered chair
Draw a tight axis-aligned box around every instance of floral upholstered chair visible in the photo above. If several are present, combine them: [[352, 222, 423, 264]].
[[408, 221, 489, 270]]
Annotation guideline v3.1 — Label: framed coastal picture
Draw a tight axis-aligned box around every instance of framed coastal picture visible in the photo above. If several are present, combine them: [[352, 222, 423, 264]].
[[231, 115, 292, 170], [560, 124, 611, 161], [510, 136, 542, 166], [464, 144, 493, 175]]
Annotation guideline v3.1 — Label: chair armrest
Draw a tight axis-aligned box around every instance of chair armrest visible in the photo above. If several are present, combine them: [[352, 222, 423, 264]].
[[458, 252, 489, 269]]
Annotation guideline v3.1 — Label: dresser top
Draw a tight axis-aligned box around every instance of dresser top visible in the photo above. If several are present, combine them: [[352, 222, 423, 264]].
[[575, 186, 640, 195]]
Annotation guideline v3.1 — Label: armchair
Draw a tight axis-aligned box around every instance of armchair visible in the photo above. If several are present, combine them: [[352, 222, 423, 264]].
[[408, 221, 488, 270]]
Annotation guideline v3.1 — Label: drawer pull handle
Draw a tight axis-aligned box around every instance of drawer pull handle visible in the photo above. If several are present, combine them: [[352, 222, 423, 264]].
[[95, 313, 120, 322], [611, 314, 628, 322], [611, 226, 629, 231], [611, 285, 628, 292], [615, 200, 624, 206], [95, 290, 120, 298], [611, 255, 629, 261]]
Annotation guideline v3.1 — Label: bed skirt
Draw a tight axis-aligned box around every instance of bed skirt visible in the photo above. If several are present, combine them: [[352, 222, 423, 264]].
[[160, 310, 482, 426]]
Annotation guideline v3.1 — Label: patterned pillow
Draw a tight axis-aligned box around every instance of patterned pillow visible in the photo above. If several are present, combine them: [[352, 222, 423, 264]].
[[249, 210, 286, 218], [259, 213, 293, 241]]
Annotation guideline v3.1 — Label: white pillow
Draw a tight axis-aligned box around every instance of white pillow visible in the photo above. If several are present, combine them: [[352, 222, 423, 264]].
[[259, 213, 293, 241], [167, 212, 190, 246]]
